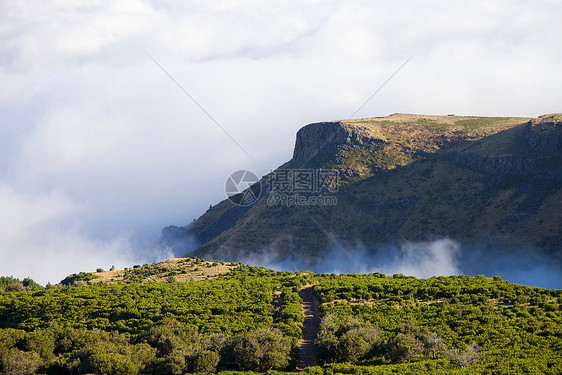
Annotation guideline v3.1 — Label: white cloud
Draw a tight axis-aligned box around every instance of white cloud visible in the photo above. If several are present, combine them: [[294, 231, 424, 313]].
[[1, 0, 561, 284], [375, 239, 461, 279], [0, 186, 75, 245], [0, 184, 176, 285]]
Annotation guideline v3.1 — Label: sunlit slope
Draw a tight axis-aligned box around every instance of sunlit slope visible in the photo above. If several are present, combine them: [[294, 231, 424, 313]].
[[60, 257, 236, 286]]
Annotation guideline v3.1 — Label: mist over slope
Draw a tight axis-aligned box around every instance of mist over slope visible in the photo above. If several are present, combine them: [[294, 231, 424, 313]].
[[164, 114, 562, 287], [232, 238, 561, 289]]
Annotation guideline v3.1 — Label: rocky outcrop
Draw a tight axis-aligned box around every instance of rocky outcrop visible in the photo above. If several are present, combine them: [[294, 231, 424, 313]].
[[449, 114, 562, 175], [525, 113, 562, 153], [448, 152, 537, 176], [292, 122, 374, 162]]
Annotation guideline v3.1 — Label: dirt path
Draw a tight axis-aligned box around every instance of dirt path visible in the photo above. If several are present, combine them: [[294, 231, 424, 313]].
[[297, 285, 320, 370]]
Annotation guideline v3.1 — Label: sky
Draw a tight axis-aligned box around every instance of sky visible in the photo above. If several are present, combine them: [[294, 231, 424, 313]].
[[1, 0, 561, 285]]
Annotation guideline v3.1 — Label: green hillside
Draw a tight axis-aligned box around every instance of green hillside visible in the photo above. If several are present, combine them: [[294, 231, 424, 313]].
[[0, 264, 560, 374], [175, 113, 562, 261]]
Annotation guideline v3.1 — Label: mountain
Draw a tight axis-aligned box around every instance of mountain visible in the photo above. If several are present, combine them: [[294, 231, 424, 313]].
[[163, 113, 562, 264]]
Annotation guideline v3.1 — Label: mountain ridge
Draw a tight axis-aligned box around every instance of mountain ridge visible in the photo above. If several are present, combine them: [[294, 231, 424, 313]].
[[163, 113, 562, 264]]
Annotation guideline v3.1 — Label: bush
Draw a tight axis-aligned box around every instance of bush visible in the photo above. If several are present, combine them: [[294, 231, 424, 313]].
[[191, 350, 220, 374], [142, 318, 201, 357], [446, 342, 485, 368], [0, 277, 43, 292], [83, 344, 139, 375], [315, 316, 382, 363], [388, 332, 423, 363], [22, 330, 55, 362], [60, 272, 100, 286], [1, 348, 43, 375], [152, 353, 186, 375], [223, 327, 291, 371], [387, 323, 445, 363]]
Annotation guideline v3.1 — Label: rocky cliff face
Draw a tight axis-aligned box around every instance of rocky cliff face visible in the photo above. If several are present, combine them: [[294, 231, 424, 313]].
[[448, 153, 537, 176], [292, 121, 374, 162], [526, 113, 562, 153], [447, 114, 562, 176]]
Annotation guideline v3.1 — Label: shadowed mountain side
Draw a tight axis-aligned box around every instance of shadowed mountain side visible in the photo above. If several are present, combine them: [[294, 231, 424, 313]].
[[163, 114, 562, 263]]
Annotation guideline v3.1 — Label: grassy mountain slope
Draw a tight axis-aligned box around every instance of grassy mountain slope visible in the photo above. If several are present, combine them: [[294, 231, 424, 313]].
[[177, 113, 562, 261]]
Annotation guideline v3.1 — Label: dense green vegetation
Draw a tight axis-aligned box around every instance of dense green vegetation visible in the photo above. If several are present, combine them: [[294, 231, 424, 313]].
[[0, 266, 560, 374], [312, 273, 562, 374], [0, 265, 308, 374]]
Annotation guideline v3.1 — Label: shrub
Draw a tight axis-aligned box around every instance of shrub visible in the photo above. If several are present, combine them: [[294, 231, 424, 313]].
[[60, 272, 100, 286], [315, 315, 382, 363], [388, 332, 423, 363], [4, 283, 25, 292], [152, 354, 186, 375], [0, 277, 43, 292], [1, 348, 43, 375], [421, 330, 445, 359], [83, 344, 139, 375], [191, 350, 220, 374], [223, 327, 291, 371], [386, 323, 446, 363], [22, 330, 55, 362], [446, 342, 485, 368], [141, 318, 202, 357], [21, 278, 43, 291]]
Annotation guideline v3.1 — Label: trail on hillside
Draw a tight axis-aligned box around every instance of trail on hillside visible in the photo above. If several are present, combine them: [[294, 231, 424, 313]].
[[297, 285, 320, 370]]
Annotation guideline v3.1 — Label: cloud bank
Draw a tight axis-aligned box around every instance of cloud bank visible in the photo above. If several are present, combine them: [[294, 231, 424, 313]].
[[241, 238, 561, 289], [1, 0, 562, 284]]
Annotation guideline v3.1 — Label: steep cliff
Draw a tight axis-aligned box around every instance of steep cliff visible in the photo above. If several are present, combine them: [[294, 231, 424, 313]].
[[292, 122, 374, 162], [526, 113, 562, 153]]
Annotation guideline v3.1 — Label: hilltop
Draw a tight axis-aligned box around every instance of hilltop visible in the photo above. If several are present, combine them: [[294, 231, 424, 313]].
[[59, 257, 236, 286], [165, 113, 562, 263]]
